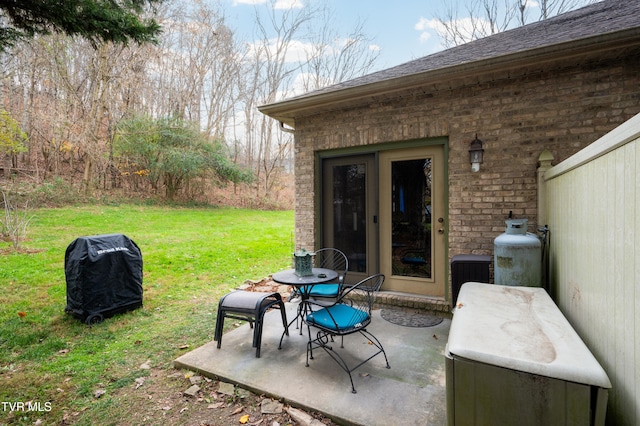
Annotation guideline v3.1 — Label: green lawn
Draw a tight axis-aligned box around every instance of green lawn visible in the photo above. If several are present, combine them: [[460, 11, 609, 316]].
[[0, 205, 294, 425]]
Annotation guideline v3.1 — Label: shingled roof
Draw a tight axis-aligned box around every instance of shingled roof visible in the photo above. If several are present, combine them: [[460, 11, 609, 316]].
[[260, 0, 640, 124]]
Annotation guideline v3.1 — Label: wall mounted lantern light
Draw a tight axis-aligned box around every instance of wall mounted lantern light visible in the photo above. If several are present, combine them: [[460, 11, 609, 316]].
[[469, 135, 484, 172]]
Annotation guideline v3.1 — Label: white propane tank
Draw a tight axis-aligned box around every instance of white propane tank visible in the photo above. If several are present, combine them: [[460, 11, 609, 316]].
[[494, 219, 542, 287]]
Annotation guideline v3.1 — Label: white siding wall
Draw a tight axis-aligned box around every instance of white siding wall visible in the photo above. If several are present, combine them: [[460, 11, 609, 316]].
[[544, 113, 640, 425]]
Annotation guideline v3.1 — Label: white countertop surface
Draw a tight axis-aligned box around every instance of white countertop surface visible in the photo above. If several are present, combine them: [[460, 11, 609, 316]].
[[447, 282, 611, 388]]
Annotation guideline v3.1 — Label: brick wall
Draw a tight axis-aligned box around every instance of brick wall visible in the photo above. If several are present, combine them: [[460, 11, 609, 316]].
[[292, 49, 640, 262]]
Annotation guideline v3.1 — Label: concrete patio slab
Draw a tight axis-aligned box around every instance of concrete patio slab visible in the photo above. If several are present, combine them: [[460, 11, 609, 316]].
[[174, 302, 450, 426]]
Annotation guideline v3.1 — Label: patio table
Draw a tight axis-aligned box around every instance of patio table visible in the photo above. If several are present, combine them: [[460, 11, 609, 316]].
[[272, 268, 338, 288], [272, 268, 338, 347]]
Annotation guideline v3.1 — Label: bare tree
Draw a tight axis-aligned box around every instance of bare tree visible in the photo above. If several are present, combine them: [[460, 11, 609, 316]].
[[135, 3, 240, 136], [0, 0, 381, 205], [40, 38, 136, 192], [240, 2, 313, 198], [299, 6, 380, 92], [240, 1, 381, 199], [433, 0, 513, 48], [537, 0, 597, 20], [197, 11, 242, 139], [3, 32, 153, 189], [433, 0, 601, 48]]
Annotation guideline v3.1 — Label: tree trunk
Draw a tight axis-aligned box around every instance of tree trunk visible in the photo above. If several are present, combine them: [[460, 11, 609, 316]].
[[3, 154, 11, 178], [83, 157, 92, 193]]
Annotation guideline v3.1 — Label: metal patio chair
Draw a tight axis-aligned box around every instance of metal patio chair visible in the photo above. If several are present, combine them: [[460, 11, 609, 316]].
[[289, 248, 348, 302], [289, 248, 349, 331], [307, 248, 349, 302], [304, 273, 390, 393]]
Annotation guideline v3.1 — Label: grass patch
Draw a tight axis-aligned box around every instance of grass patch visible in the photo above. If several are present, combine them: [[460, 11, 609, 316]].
[[0, 205, 293, 425]]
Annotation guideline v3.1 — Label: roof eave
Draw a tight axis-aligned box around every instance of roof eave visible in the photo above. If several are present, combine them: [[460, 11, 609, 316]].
[[258, 28, 640, 128]]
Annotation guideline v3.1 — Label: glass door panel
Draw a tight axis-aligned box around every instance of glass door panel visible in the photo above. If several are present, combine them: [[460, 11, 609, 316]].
[[391, 158, 432, 278], [380, 146, 445, 296], [332, 163, 367, 273], [322, 155, 376, 283]]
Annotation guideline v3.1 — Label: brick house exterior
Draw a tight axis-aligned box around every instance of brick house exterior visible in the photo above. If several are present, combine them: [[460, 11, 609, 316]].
[[260, 0, 640, 301]]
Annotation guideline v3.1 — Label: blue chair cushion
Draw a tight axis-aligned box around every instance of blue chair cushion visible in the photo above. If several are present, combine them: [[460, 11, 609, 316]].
[[308, 284, 340, 297], [401, 256, 426, 265], [307, 304, 369, 332]]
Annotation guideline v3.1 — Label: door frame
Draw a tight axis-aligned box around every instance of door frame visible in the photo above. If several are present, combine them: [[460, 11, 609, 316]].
[[316, 138, 449, 297], [379, 145, 446, 296]]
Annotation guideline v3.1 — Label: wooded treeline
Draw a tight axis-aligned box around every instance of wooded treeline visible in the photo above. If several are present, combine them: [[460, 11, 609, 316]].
[[0, 1, 379, 206], [0, 0, 597, 207]]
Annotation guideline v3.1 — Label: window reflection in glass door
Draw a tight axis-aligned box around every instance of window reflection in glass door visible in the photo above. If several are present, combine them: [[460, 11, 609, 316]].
[[332, 162, 367, 273], [391, 158, 432, 278]]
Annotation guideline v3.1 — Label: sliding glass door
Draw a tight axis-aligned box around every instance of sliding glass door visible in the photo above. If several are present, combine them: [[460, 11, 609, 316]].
[[321, 145, 445, 297], [322, 155, 377, 284]]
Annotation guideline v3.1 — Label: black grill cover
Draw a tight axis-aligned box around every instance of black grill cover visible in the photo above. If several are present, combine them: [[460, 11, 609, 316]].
[[65, 234, 143, 324]]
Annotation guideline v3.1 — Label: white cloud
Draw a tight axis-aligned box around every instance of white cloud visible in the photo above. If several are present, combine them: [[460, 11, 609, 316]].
[[245, 38, 315, 64], [415, 17, 440, 44], [290, 72, 332, 95], [419, 31, 432, 43], [415, 16, 485, 47], [232, 0, 303, 8], [274, 0, 303, 9], [334, 37, 354, 49], [414, 17, 431, 32], [247, 34, 371, 65], [284, 39, 315, 62], [232, 0, 265, 5]]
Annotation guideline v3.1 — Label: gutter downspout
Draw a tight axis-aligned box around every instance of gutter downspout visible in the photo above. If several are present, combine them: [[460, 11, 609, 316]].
[[280, 121, 295, 133]]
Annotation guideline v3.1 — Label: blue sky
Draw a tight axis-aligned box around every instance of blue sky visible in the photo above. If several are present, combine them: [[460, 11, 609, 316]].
[[218, 0, 598, 102], [223, 0, 447, 71], [222, 0, 598, 73], [325, 0, 446, 68]]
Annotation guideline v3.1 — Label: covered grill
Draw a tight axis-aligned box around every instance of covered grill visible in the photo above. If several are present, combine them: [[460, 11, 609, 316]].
[[64, 234, 143, 324]]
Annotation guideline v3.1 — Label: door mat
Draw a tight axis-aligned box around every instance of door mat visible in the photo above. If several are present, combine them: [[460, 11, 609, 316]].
[[380, 307, 444, 328]]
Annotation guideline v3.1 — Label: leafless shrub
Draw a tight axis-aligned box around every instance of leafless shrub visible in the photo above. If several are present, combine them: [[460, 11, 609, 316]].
[[1, 190, 33, 249]]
